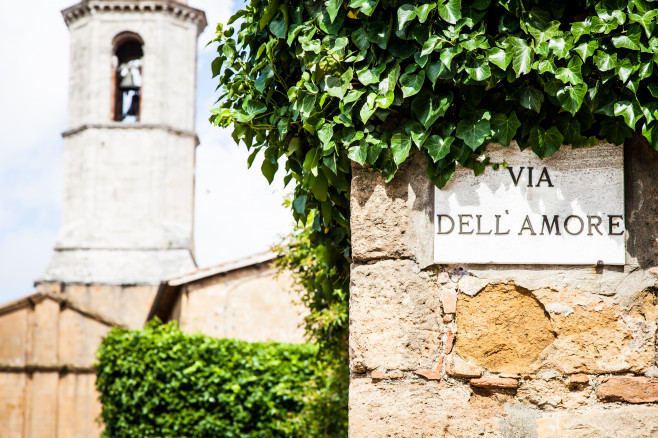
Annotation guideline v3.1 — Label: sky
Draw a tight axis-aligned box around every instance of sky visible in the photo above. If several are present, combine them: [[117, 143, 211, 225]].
[[0, 0, 293, 304]]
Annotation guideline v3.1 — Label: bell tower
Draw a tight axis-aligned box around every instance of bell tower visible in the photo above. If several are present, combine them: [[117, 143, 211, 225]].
[[40, 0, 206, 287]]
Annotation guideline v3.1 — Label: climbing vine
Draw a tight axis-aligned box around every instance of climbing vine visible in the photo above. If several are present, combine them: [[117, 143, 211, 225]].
[[210, 0, 658, 357]]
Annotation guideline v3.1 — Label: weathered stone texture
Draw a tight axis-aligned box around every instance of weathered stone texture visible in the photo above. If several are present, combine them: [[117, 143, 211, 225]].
[[456, 283, 556, 374], [350, 260, 442, 372], [351, 153, 434, 266], [349, 378, 503, 438], [536, 406, 658, 438]]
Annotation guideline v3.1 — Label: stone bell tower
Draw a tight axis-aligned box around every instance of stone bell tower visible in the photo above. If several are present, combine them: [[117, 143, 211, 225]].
[[39, 0, 206, 290]]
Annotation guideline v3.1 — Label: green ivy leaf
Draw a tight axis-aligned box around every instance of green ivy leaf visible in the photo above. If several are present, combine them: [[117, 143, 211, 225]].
[[325, 0, 342, 22], [571, 21, 591, 42], [348, 144, 368, 165], [490, 111, 521, 146], [425, 135, 454, 162], [593, 50, 618, 71], [574, 40, 598, 62], [487, 47, 511, 70], [509, 37, 533, 76], [243, 97, 267, 116], [529, 126, 563, 158], [555, 56, 584, 85], [437, 0, 462, 24], [259, 0, 281, 30], [548, 37, 569, 59], [601, 117, 633, 145], [456, 111, 491, 150], [465, 58, 491, 81], [416, 3, 436, 23], [397, 4, 417, 31], [359, 93, 378, 123], [556, 84, 587, 115], [508, 83, 544, 113], [439, 46, 462, 69], [399, 71, 426, 98], [614, 100, 643, 129], [527, 20, 561, 43], [412, 92, 453, 129], [641, 120, 658, 151], [391, 132, 412, 165], [612, 33, 641, 51], [356, 63, 387, 85], [348, 0, 379, 17]]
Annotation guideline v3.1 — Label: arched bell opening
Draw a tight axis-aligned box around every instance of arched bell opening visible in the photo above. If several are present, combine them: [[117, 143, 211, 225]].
[[112, 32, 144, 122]]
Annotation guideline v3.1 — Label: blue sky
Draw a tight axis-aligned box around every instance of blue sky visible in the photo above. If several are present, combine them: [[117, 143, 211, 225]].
[[0, 0, 293, 304]]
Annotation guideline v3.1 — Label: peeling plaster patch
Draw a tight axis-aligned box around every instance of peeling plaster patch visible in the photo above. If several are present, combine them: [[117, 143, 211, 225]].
[[545, 303, 574, 317]]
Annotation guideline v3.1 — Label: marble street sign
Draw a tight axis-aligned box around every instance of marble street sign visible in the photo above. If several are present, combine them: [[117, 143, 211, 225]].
[[433, 143, 625, 265]]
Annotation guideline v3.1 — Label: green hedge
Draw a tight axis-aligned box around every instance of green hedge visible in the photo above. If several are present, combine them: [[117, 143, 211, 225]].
[[95, 322, 323, 438]]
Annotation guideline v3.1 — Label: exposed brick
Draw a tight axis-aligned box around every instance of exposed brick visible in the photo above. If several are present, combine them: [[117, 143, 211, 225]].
[[470, 377, 518, 389], [443, 315, 453, 323], [371, 370, 388, 380], [569, 374, 589, 386], [436, 356, 444, 372], [440, 288, 457, 314], [597, 377, 658, 403], [444, 327, 455, 355], [388, 371, 404, 379], [649, 267, 658, 276], [416, 370, 442, 380], [446, 355, 482, 378]]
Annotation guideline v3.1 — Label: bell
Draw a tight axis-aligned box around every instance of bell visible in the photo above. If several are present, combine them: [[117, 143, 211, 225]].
[[120, 70, 136, 89]]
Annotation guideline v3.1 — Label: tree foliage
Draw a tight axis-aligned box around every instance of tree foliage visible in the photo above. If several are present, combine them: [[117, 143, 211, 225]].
[[95, 322, 335, 437], [210, 0, 658, 425]]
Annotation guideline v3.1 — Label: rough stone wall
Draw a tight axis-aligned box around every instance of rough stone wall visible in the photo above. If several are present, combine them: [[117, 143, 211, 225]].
[[349, 138, 658, 437], [175, 267, 307, 344]]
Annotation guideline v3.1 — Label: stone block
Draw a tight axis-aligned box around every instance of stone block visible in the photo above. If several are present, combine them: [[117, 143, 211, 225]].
[[597, 376, 658, 403], [350, 153, 433, 266], [536, 406, 658, 438], [349, 378, 503, 437], [456, 283, 555, 374], [446, 354, 482, 378], [440, 287, 457, 314], [350, 260, 442, 371]]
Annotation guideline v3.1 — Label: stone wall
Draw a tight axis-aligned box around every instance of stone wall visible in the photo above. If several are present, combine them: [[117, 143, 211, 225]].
[[349, 138, 658, 437]]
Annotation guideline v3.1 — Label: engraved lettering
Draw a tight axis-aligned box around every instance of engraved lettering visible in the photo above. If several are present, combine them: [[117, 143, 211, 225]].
[[540, 215, 561, 235], [587, 215, 603, 236], [564, 215, 584, 235], [518, 215, 536, 235], [608, 215, 624, 236], [459, 215, 474, 234], [508, 167, 524, 186], [536, 167, 554, 187], [437, 214, 455, 234], [495, 214, 510, 235], [476, 215, 492, 235]]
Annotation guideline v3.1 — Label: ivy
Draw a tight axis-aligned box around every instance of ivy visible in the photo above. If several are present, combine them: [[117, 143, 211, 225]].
[[210, 0, 658, 409]]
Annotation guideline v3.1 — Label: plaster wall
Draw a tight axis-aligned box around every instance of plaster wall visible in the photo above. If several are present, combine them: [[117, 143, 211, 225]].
[[175, 267, 307, 344], [349, 138, 658, 437]]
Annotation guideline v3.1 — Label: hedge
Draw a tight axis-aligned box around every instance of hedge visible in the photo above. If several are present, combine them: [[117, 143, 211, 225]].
[[95, 322, 323, 437]]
